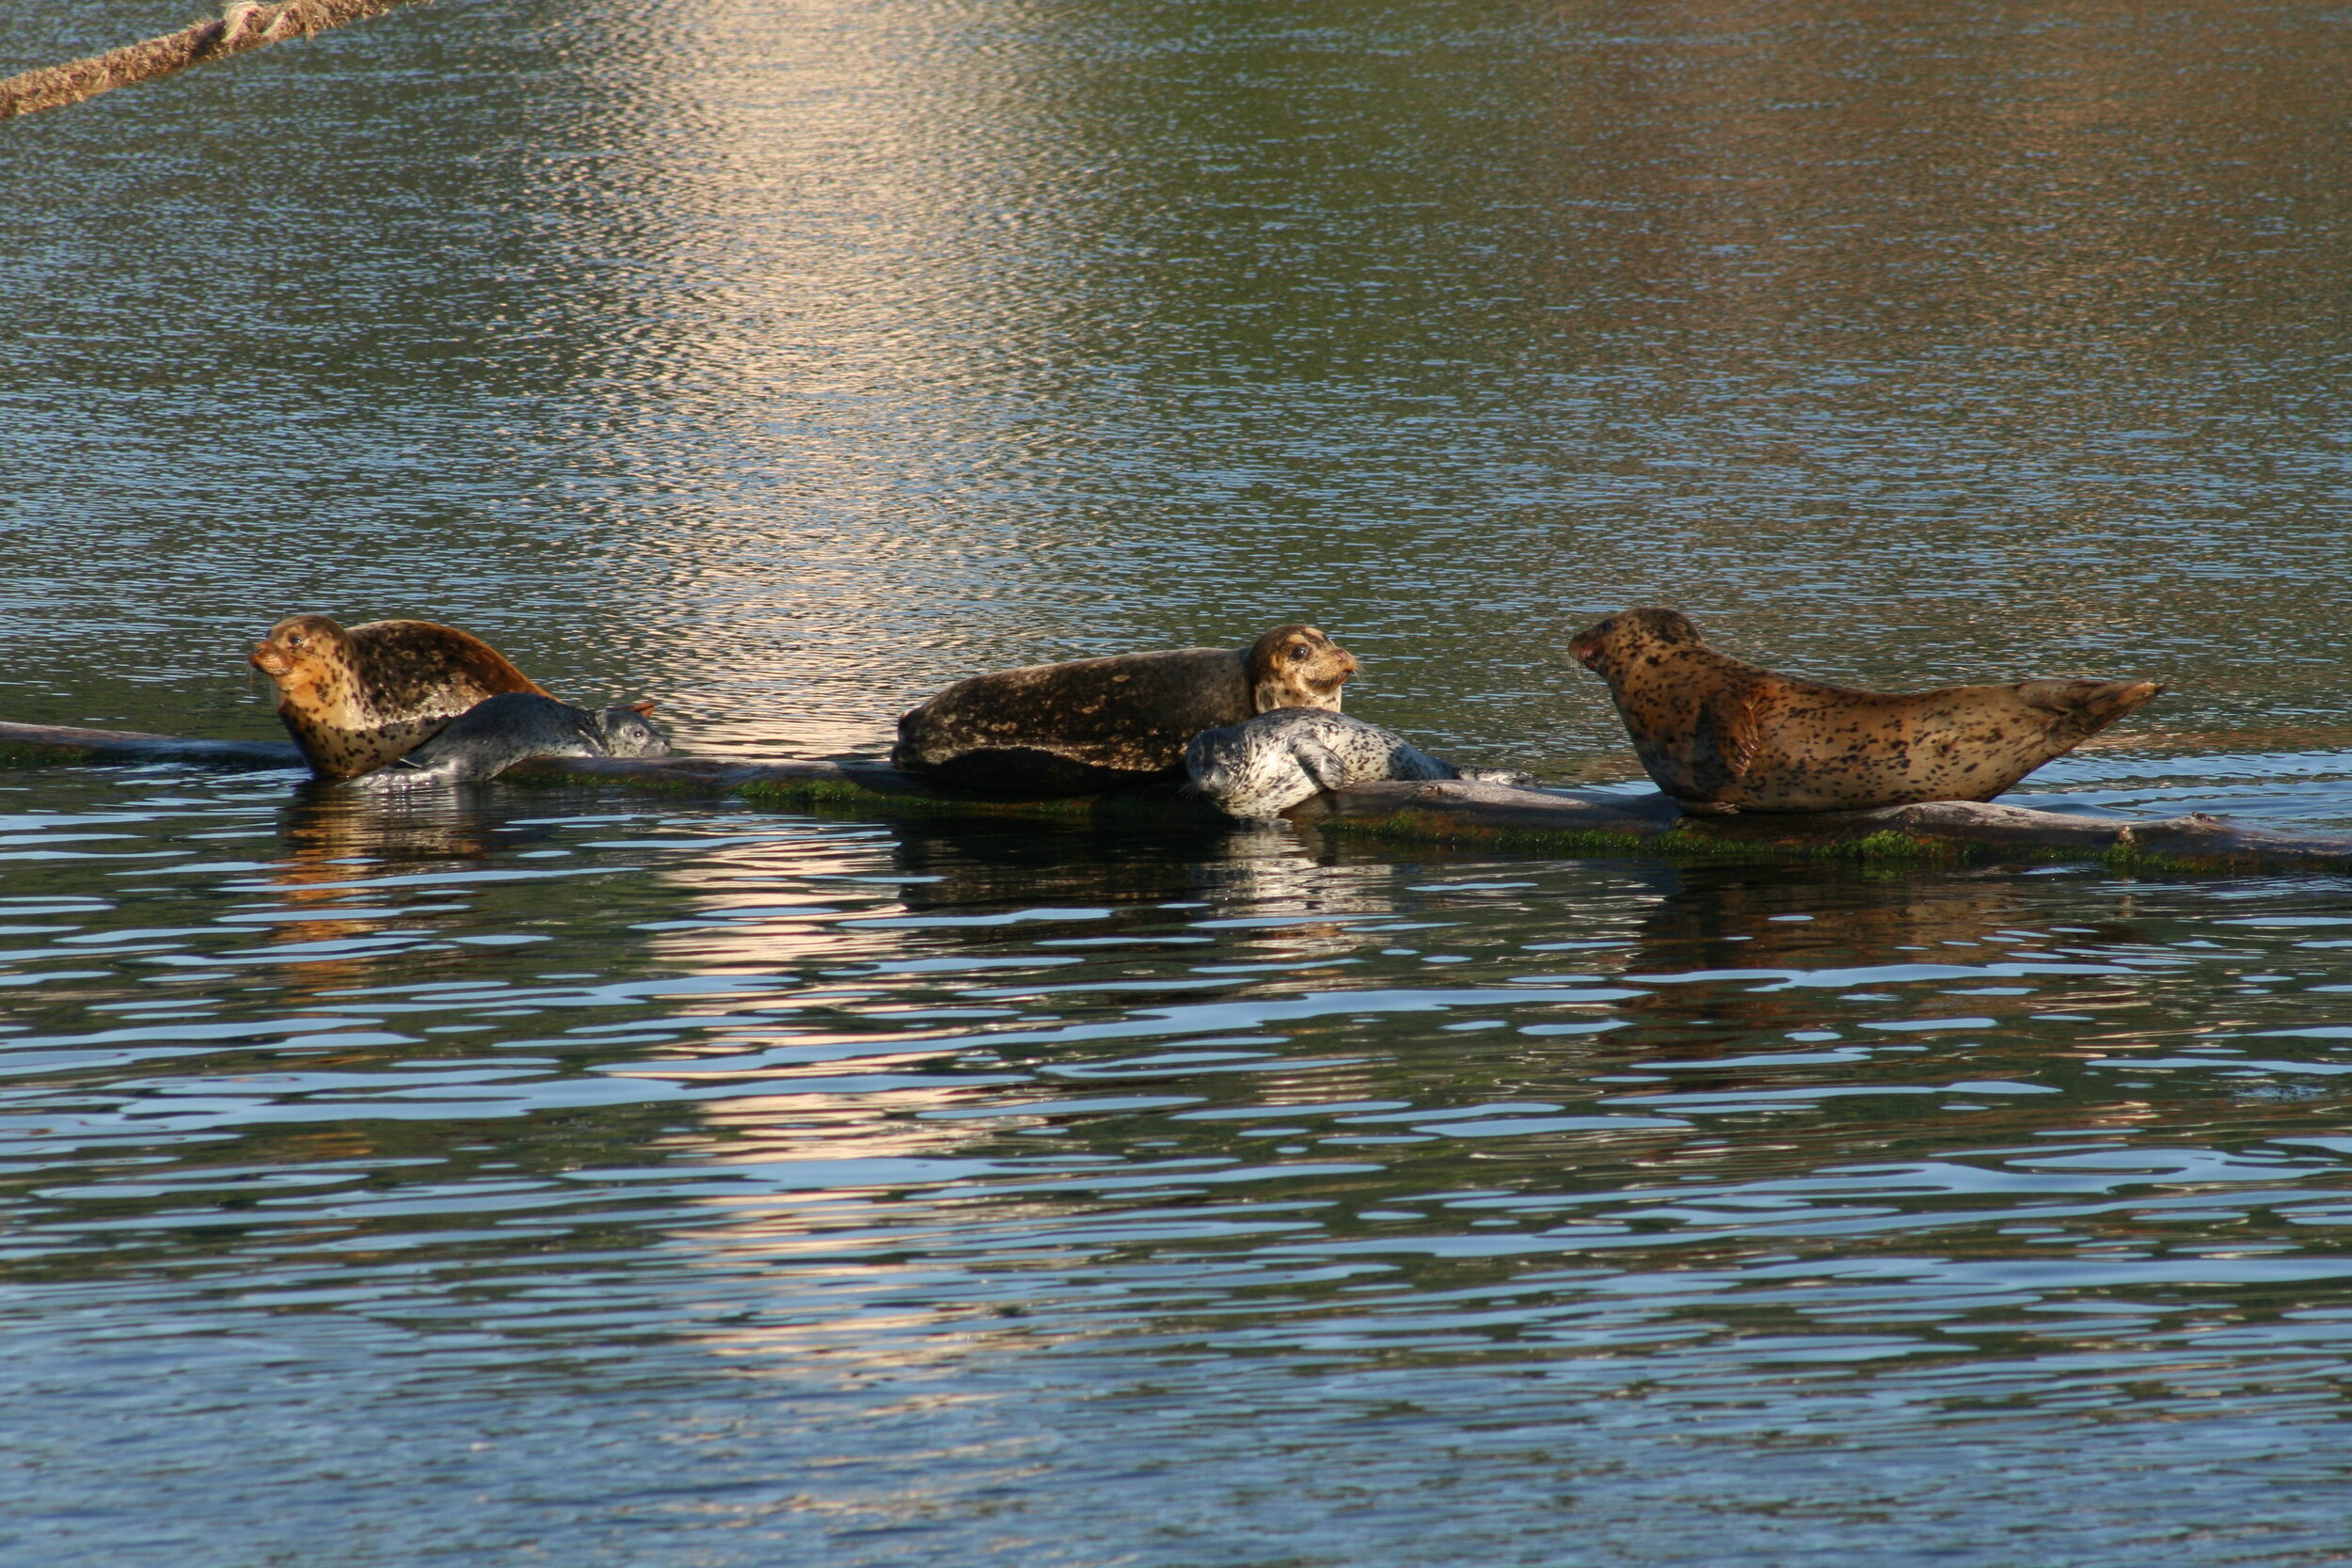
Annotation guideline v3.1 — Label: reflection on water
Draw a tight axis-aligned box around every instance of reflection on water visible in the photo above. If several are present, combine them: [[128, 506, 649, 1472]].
[[8, 0, 2352, 772], [12, 0, 2352, 1560], [8, 768, 2352, 1561]]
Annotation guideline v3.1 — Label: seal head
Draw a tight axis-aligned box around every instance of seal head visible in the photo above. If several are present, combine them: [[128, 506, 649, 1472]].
[[250, 614, 553, 783], [1244, 624, 1358, 713], [1570, 607, 2165, 815], [892, 624, 1358, 797]]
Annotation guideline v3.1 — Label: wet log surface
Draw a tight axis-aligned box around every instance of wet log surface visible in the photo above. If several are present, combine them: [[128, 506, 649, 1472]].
[[6, 719, 2350, 874], [0, 721, 306, 771]]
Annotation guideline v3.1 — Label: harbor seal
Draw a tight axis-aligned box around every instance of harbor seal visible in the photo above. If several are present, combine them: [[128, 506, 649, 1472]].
[[892, 624, 1359, 796], [1568, 608, 2164, 815], [345, 693, 670, 788], [1185, 709, 1539, 819], [249, 614, 553, 783]]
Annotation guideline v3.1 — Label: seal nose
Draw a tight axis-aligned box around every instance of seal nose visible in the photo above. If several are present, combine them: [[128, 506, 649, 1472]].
[[1568, 629, 1604, 669]]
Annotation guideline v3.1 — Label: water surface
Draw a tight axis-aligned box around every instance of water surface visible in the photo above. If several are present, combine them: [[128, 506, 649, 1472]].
[[8, 1, 2352, 1561]]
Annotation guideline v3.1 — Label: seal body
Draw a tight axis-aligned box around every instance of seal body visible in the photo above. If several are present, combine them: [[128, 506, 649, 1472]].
[[347, 694, 670, 788], [1568, 608, 2165, 815], [892, 625, 1359, 796], [1185, 709, 1537, 819], [250, 614, 553, 783]]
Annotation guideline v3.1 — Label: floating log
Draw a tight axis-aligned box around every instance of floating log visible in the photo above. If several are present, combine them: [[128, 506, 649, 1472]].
[[1286, 778, 2352, 875], [1, 0, 414, 122], [4, 719, 2349, 875], [0, 720, 304, 770]]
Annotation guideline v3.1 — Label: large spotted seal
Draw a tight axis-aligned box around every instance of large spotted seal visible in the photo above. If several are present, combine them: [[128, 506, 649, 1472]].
[[250, 614, 552, 782], [892, 624, 1359, 795], [1185, 709, 1538, 818], [345, 693, 670, 788], [1569, 607, 2164, 815]]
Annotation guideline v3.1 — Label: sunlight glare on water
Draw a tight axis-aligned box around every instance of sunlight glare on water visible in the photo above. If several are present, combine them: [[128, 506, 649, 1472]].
[[7, 1, 2352, 1562]]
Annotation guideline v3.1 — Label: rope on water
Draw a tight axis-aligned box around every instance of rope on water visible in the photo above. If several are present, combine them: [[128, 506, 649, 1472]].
[[1, 0, 418, 121]]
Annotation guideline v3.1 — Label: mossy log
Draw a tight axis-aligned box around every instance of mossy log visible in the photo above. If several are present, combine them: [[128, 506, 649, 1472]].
[[4, 719, 2349, 874], [0, 721, 305, 770], [1286, 778, 2352, 875]]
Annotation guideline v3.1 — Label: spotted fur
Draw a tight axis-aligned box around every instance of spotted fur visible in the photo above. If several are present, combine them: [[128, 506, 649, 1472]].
[[1185, 709, 1536, 818], [344, 693, 669, 789], [892, 625, 1359, 796], [1568, 608, 2165, 815], [249, 614, 553, 782]]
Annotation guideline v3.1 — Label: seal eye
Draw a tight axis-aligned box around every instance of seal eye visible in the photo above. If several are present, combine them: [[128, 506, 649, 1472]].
[[286, 635, 306, 648], [1287, 643, 1309, 661]]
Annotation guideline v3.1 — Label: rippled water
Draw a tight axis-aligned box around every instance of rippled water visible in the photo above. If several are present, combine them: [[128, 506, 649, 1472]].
[[11, 768, 2352, 1563], [10, 1, 2352, 1562]]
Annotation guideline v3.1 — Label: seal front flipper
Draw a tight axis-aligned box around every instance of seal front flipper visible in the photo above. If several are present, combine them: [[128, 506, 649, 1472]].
[[1290, 736, 1355, 796], [1698, 681, 1770, 780]]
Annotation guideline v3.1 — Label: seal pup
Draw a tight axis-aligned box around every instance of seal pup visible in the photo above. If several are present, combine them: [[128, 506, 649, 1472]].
[[250, 614, 553, 783], [1568, 607, 2164, 815], [892, 624, 1359, 796], [1186, 709, 1538, 819], [346, 693, 670, 788]]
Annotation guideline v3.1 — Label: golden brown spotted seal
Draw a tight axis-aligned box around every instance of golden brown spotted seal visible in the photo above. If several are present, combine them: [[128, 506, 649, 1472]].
[[1569, 608, 2163, 815], [892, 624, 1359, 796], [249, 614, 552, 783]]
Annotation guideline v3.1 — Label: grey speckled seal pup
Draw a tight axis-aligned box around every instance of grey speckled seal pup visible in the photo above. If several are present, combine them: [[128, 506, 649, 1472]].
[[1186, 709, 1538, 819], [348, 693, 670, 788], [892, 624, 1359, 796], [250, 613, 553, 783], [1569, 607, 2164, 815]]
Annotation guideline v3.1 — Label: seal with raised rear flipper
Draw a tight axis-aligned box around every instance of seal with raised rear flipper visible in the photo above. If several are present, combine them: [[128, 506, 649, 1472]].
[[249, 614, 554, 783], [1185, 709, 1538, 819], [1568, 607, 2165, 815], [343, 693, 670, 788], [891, 624, 1359, 796]]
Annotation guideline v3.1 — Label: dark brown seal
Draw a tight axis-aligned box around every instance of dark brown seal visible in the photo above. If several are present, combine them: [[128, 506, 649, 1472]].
[[892, 624, 1359, 796], [1569, 608, 2164, 814], [249, 614, 552, 782]]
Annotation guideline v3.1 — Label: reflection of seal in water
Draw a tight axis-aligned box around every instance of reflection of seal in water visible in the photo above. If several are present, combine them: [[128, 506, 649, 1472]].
[[1186, 709, 1539, 819], [250, 614, 552, 783], [891, 625, 1359, 796], [1569, 608, 2165, 815], [347, 694, 670, 788]]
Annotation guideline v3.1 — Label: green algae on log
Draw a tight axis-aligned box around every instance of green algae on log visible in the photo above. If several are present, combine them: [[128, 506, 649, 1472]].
[[500, 754, 1233, 825], [6, 720, 2352, 875], [1290, 778, 2352, 874]]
